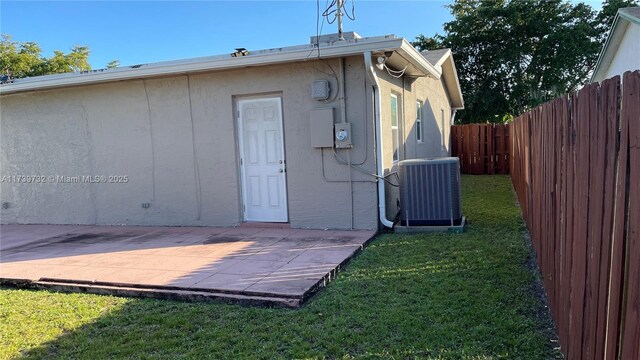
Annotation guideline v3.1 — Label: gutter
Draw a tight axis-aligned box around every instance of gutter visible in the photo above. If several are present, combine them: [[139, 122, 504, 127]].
[[1, 37, 407, 95], [363, 51, 394, 229]]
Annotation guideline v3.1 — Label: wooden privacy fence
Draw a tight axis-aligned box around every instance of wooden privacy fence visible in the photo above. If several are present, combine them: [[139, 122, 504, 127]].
[[510, 70, 639, 360], [451, 124, 510, 174]]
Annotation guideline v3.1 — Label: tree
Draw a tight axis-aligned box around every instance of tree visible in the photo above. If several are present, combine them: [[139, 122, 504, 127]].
[[411, 34, 442, 51], [43, 46, 91, 75], [1, 35, 94, 80], [0, 35, 44, 79], [595, 0, 639, 45], [106, 60, 120, 69], [414, 0, 635, 124]]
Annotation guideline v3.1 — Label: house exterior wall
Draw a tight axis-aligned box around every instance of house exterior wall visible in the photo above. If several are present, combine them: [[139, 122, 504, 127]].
[[0, 56, 379, 230], [603, 24, 640, 79], [375, 70, 453, 221]]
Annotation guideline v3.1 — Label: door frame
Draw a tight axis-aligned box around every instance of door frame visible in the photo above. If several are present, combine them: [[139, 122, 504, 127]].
[[236, 95, 289, 222]]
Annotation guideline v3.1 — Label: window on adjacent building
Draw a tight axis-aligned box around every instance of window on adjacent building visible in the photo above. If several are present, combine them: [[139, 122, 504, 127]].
[[391, 94, 399, 162], [416, 101, 423, 143]]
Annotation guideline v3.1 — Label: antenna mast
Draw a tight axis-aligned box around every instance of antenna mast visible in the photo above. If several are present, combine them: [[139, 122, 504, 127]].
[[337, 0, 344, 40]]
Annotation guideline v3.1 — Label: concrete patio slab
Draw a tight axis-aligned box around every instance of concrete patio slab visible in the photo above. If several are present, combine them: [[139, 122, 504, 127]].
[[0, 225, 376, 307]]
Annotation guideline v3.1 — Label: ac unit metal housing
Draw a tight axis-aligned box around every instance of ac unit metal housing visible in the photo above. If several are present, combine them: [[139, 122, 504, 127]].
[[398, 157, 463, 226]]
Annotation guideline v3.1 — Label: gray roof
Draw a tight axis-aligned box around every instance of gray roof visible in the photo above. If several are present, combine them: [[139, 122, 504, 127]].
[[420, 49, 451, 66], [1, 34, 442, 94], [0, 35, 463, 109], [619, 7, 640, 23]]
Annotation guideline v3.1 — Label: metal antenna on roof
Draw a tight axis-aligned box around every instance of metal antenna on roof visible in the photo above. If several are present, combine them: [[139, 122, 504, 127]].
[[337, 0, 344, 40]]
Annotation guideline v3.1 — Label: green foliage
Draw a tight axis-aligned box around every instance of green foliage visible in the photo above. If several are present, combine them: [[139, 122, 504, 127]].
[[1, 176, 561, 359], [0, 35, 43, 79], [411, 34, 443, 51], [43, 46, 91, 75], [106, 60, 120, 69], [414, 0, 638, 124], [596, 0, 640, 44], [0, 35, 92, 79]]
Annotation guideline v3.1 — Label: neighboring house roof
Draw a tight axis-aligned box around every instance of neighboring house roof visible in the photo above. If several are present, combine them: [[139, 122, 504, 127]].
[[0, 33, 464, 109], [591, 7, 640, 83]]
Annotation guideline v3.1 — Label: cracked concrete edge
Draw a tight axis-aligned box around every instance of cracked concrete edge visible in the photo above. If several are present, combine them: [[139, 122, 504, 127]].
[[299, 236, 375, 305], [37, 277, 306, 300], [0, 277, 302, 308]]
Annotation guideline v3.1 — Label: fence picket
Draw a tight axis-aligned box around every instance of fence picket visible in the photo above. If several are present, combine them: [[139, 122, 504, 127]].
[[509, 71, 639, 360], [451, 124, 511, 174], [620, 70, 640, 360]]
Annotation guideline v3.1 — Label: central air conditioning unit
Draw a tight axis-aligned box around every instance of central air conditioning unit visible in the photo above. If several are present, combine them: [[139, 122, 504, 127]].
[[398, 157, 463, 226]]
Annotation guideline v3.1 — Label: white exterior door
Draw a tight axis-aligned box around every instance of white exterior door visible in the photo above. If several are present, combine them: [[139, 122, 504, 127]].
[[237, 97, 288, 222]]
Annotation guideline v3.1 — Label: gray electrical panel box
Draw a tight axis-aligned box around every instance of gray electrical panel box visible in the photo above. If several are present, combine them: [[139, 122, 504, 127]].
[[309, 108, 334, 148], [334, 122, 352, 149], [312, 80, 330, 100]]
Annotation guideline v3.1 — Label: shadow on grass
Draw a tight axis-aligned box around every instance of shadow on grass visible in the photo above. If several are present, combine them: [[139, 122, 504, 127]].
[[4, 176, 561, 359]]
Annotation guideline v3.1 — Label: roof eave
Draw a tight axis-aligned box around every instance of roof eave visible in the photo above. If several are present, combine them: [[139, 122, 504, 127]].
[[395, 40, 441, 79], [442, 55, 464, 109], [1, 37, 407, 95], [591, 10, 637, 83], [619, 7, 640, 25]]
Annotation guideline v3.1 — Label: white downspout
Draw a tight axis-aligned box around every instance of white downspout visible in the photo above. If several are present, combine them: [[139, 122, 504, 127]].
[[450, 109, 458, 125], [364, 51, 394, 228], [448, 109, 458, 155]]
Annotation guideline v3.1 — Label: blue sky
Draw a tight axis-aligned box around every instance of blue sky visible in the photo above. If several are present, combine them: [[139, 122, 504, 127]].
[[1, 1, 603, 69]]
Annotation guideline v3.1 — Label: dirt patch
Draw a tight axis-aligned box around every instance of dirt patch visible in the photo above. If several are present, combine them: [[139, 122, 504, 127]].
[[324, 236, 357, 244], [2, 232, 132, 254], [51, 233, 132, 244], [203, 235, 244, 244], [511, 184, 563, 358], [521, 227, 563, 358], [56, 233, 103, 243]]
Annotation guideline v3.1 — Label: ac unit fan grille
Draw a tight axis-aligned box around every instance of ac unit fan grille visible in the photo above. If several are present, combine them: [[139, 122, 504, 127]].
[[398, 158, 462, 226]]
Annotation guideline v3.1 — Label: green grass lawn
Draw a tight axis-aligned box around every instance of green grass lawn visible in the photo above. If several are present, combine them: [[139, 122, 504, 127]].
[[0, 176, 560, 359]]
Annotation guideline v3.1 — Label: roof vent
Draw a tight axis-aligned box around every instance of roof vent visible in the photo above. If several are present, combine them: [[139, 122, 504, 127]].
[[310, 32, 362, 45], [231, 48, 249, 57], [0, 75, 14, 84]]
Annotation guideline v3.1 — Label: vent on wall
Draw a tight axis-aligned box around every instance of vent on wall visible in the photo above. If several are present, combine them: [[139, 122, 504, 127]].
[[398, 157, 462, 226]]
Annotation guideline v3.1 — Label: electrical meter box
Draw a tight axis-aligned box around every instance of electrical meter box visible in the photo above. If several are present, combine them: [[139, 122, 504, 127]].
[[309, 108, 334, 148], [334, 122, 352, 149]]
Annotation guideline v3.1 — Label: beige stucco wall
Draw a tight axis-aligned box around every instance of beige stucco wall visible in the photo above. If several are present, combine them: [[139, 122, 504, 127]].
[[376, 70, 453, 221], [0, 56, 379, 230]]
